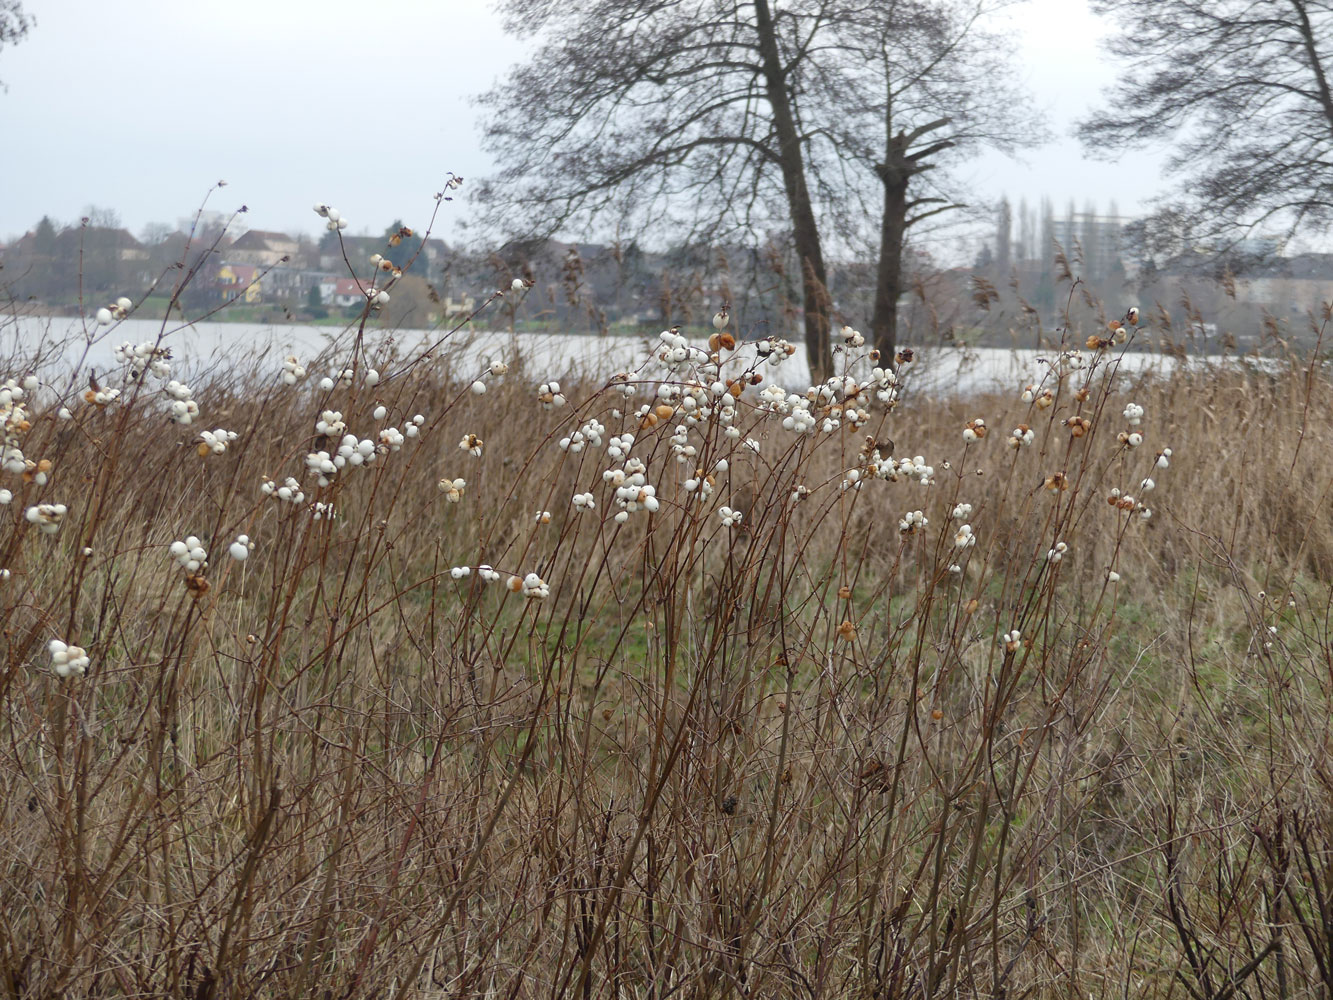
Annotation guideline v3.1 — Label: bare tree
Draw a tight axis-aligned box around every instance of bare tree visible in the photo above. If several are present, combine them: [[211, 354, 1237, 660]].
[[812, 0, 1039, 359], [1081, 0, 1333, 257], [478, 0, 1036, 376], [82, 205, 123, 231], [0, 0, 32, 88], [478, 0, 834, 375]]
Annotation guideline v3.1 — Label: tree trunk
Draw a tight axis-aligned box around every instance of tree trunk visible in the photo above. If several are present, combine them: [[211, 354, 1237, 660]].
[[753, 0, 832, 382], [872, 157, 910, 363]]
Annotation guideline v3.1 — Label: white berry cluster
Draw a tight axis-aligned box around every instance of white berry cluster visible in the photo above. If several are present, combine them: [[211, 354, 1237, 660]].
[[281, 355, 307, 385], [438, 477, 466, 503], [606, 432, 635, 461], [559, 418, 605, 452], [95, 296, 134, 326], [1008, 425, 1035, 448], [114, 341, 172, 381], [164, 379, 199, 425], [537, 381, 567, 410], [315, 409, 347, 436], [378, 426, 404, 452], [754, 337, 797, 366], [604, 456, 659, 523], [876, 454, 936, 486], [840, 468, 864, 492], [261, 477, 306, 505], [198, 428, 238, 456], [228, 534, 254, 561], [898, 509, 928, 534], [868, 366, 900, 404], [718, 506, 743, 528], [314, 202, 350, 232], [49, 639, 90, 678], [607, 372, 637, 399], [25, 503, 67, 535], [305, 433, 380, 487], [369, 253, 403, 279], [1020, 385, 1056, 409], [655, 329, 712, 375], [1, 380, 35, 474], [782, 397, 817, 434], [517, 572, 549, 599], [169, 536, 209, 573], [668, 424, 696, 465]]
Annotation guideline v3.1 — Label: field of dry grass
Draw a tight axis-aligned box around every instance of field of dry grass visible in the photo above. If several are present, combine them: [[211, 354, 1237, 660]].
[[1, 298, 1332, 999]]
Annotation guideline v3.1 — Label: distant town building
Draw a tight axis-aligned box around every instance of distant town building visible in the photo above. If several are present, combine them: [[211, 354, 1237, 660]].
[[227, 230, 300, 267], [217, 263, 262, 304], [321, 276, 370, 309], [1050, 212, 1136, 279], [1232, 252, 1333, 313]]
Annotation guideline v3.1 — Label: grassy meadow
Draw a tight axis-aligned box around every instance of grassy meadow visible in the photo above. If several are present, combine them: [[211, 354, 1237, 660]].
[[1, 288, 1332, 1000]]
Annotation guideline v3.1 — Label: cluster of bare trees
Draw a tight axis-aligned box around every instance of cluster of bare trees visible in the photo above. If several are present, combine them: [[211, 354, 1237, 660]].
[[1081, 0, 1333, 263], [478, 0, 1035, 379], [480, 0, 1333, 373]]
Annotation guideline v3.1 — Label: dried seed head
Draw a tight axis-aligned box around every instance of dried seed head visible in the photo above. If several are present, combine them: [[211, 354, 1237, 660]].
[[1044, 472, 1069, 492]]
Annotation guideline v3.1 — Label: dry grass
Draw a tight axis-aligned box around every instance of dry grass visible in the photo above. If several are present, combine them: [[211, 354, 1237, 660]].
[[1, 302, 1332, 1000]]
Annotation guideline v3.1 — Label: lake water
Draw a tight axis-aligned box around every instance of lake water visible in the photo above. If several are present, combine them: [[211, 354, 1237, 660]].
[[0, 314, 1259, 399]]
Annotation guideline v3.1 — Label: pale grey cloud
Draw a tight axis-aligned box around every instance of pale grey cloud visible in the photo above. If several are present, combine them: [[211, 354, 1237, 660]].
[[965, 0, 1172, 218]]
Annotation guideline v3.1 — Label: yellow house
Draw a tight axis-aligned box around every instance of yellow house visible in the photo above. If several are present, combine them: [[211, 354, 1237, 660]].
[[217, 262, 262, 304]]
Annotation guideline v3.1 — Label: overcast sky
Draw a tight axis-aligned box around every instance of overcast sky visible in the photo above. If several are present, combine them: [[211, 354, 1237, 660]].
[[0, 0, 1175, 257]]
